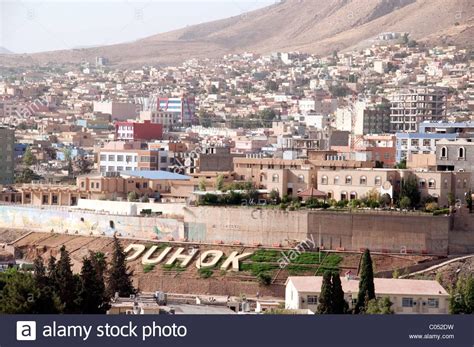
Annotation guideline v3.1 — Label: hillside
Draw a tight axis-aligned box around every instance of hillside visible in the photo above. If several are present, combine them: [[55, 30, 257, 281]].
[[0, 0, 472, 67]]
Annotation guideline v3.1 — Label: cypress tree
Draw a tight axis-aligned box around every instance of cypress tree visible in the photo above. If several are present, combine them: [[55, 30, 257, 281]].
[[56, 245, 79, 313], [331, 273, 347, 314], [47, 254, 58, 288], [317, 271, 333, 314], [33, 255, 47, 288], [107, 236, 136, 297], [77, 256, 110, 313], [355, 249, 376, 313]]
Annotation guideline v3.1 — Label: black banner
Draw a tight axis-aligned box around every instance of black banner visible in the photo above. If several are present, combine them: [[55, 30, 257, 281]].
[[1, 314, 473, 347]]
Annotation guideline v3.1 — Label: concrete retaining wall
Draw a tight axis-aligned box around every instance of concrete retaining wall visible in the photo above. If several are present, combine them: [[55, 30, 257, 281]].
[[0, 205, 184, 240]]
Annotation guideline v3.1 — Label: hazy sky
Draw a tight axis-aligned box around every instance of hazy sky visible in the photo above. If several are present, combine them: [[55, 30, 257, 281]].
[[1, 0, 275, 53]]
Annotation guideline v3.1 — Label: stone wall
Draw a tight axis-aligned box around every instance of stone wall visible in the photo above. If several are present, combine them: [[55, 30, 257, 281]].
[[185, 207, 452, 255]]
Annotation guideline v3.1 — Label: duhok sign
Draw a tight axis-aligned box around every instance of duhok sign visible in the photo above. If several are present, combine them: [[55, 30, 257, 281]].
[[124, 244, 253, 272]]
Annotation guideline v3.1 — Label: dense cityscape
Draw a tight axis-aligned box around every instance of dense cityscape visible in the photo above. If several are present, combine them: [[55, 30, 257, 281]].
[[1, 23, 473, 317]]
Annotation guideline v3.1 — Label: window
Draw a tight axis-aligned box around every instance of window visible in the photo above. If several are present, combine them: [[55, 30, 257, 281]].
[[444, 179, 448, 189], [100, 154, 106, 161], [341, 192, 348, 201], [423, 139, 431, 147], [117, 155, 124, 161], [350, 192, 357, 200], [161, 156, 167, 163], [52, 195, 58, 205], [402, 298, 414, 307], [143, 182, 148, 188], [100, 166, 106, 173], [427, 298, 439, 308], [140, 156, 150, 162], [375, 176, 382, 186], [126, 155, 133, 162], [440, 146, 447, 159], [345, 176, 352, 184], [321, 176, 328, 185], [428, 179, 436, 189], [458, 147, 465, 159], [419, 179, 426, 188], [307, 295, 318, 305], [334, 176, 340, 184], [117, 166, 123, 171], [463, 179, 468, 188], [411, 139, 419, 146], [360, 176, 367, 185], [298, 175, 304, 183], [108, 155, 115, 161], [272, 174, 279, 183]]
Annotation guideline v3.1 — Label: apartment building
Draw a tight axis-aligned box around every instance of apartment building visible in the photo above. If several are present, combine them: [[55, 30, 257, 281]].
[[98, 141, 169, 173], [437, 138, 474, 188], [389, 87, 447, 132], [396, 133, 458, 162], [0, 126, 15, 185], [115, 120, 163, 141], [285, 276, 449, 314], [93, 101, 138, 121], [318, 168, 470, 206], [334, 101, 391, 136], [156, 96, 195, 126], [233, 156, 317, 196]]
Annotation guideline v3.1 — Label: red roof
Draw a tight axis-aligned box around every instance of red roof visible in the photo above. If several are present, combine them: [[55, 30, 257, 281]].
[[297, 187, 327, 198]]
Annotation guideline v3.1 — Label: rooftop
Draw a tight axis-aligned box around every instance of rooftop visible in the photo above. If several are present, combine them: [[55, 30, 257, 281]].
[[121, 170, 191, 181], [287, 276, 449, 297]]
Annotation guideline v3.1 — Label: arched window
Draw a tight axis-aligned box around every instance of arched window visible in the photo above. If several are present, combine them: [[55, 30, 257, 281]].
[[321, 175, 328, 185], [428, 179, 436, 189], [345, 175, 352, 184], [350, 192, 357, 200], [374, 176, 382, 186], [360, 176, 367, 185], [334, 176, 340, 184], [341, 191, 348, 201], [419, 178, 426, 188], [272, 174, 279, 183], [298, 175, 305, 183], [458, 147, 466, 159], [440, 146, 447, 159]]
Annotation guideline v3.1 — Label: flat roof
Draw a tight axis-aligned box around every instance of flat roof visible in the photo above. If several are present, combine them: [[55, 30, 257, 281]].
[[287, 276, 448, 297], [121, 170, 191, 180]]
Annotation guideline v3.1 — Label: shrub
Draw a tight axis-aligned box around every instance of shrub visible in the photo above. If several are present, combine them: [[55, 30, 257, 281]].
[[269, 189, 281, 204], [425, 202, 439, 212], [202, 193, 219, 205], [127, 191, 139, 202], [379, 193, 391, 207], [433, 208, 450, 216], [400, 196, 411, 209], [198, 268, 213, 278], [257, 272, 272, 286], [349, 199, 362, 208], [143, 264, 155, 273]]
